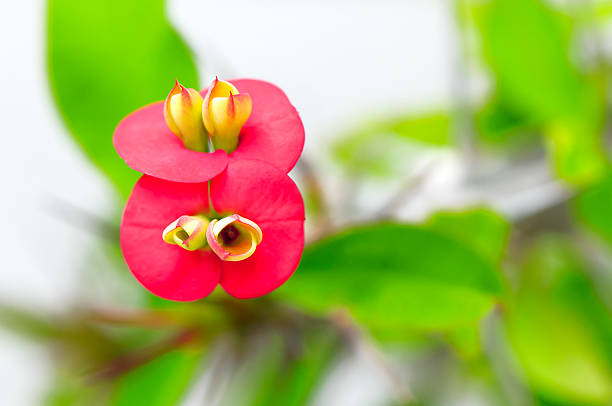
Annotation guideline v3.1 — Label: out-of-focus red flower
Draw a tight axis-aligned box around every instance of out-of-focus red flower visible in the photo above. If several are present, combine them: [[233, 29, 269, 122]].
[[113, 78, 305, 183], [120, 160, 305, 301]]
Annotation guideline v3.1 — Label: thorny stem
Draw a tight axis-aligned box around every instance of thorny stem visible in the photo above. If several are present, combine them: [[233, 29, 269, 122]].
[[89, 328, 198, 381], [88, 302, 414, 403], [88, 307, 180, 329]]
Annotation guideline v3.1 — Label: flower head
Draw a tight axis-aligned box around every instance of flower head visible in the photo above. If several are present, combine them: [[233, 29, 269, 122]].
[[113, 78, 304, 183], [120, 160, 305, 301]]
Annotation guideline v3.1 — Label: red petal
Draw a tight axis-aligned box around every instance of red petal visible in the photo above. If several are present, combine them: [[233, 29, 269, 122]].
[[210, 160, 305, 298], [113, 102, 228, 183], [204, 79, 305, 174], [210, 159, 305, 223], [220, 220, 304, 298], [120, 175, 221, 301]]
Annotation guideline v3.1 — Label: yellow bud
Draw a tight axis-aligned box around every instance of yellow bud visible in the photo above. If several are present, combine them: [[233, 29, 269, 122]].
[[162, 215, 210, 251], [202, 77, 252, 153], [206, 214, 263, 261], [164, 80, 207, 152]]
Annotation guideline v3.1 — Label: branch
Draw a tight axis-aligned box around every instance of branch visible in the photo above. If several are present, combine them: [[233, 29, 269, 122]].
[[89, 329, 198, 381], [88, 307, 180, 329]]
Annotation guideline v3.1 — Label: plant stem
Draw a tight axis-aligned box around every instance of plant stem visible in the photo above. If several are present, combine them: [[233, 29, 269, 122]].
[[89, 329, 198, 381]]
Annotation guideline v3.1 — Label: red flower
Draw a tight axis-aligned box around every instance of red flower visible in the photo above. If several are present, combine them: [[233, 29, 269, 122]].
[[120, 160, 305, 301], [113, 79, 305, 183]]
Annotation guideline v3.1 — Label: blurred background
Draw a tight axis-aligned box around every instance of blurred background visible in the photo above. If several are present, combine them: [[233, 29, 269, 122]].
[[2, 0, 612, 405]]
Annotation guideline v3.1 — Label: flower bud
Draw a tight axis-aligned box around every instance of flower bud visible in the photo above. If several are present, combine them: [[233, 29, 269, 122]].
[[202, 77, 252, 153], [206, 214, 262, 261], [164, 80, 208, 152], [162, 215, 210, 251]]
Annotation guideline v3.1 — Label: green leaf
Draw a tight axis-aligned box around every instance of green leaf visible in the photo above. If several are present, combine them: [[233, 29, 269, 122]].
[[424, 207, 510, 266], [280, 223, 504, 334], [476, 97, 533, 142], [220, 329, 339, 406], [390, 113, 451, 145], [45, 381, 109, 406], [545, 114, 608, 185], [445, 324, 482, 359], [0, 304, 62, 339], [250, 330, 339, 406], [573, 172, 612, 245], [47, 0, 199, 197], [592, 2, 612, 21], [473, 0, 577, 120], [506, 237, 612, 405], [111, 348, 203, 406], [470, 0, 608, 184], [332, 113, 450, 177]]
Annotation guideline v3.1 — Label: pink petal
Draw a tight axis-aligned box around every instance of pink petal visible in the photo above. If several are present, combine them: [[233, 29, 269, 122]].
[[210, 160, 305, 298], [120, 175, 221, 301], [210, 159, 305, 223], [113, 102, 228, 183], [219, 220, 304, 299], [213, 79, 305, 174]]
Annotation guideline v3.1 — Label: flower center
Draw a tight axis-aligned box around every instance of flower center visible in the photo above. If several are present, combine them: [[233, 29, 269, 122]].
[[162, 215, 210, 251], [220, 224, 240, 245], [206, 214, 263, 261], [162, 213, 262, 261]]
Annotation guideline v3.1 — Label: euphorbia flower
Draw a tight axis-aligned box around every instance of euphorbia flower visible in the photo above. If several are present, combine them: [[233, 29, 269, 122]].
[[120, 160, 305, 301], [113, 78, 304, 183]]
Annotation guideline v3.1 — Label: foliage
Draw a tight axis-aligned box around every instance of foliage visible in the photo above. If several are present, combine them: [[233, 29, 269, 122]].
[[280, 223, 504, 335], [468, 0, 609, 184], [47, 0, 199, 198], [505, 237, 612, 405], [332, 112, 450, 177]]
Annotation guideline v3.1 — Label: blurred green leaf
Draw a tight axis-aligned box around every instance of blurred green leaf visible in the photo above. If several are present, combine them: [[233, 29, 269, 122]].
[[111, 348, 202, 406], [46, 381, 109, 406], [573, 172, 612, 245], [424, 207, 510, 266], [445, 324, 482, 359], [0, 304, 62, 339], [281, 223, 504, 335], [250, 330, 339, 406], [390, 113, 451, 145], [220, 329, 339, 406], [594, 2, 612, 20], [506, 237, 612, 405], [470, 0, 608, 184], [332, 113, 450, 177], [47, 0, 199, 197], [545, 114, 608, 185], [476, 97, 535, 144], [473, 0, 576, 120]]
